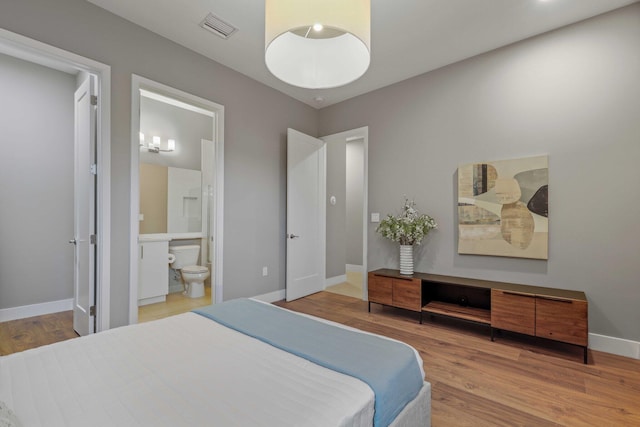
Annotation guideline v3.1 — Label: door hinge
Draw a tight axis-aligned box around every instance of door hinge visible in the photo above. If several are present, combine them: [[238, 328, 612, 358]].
[[90, 234, 97, 244], [90, 164, 97, 175], [89, 306, 96, 316], [90, 95, 98, 106]]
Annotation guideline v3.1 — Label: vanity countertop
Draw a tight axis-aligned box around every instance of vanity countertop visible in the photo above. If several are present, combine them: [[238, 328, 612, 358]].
[[138, 233, 204, 243]]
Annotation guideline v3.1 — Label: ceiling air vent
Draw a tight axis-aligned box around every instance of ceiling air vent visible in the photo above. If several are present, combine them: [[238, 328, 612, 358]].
[[200, 13, 238, 40]]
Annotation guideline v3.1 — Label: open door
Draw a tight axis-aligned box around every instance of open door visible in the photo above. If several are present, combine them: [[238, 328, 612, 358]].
[[72, 75, 97, 335], [286, 129, 326, 301]]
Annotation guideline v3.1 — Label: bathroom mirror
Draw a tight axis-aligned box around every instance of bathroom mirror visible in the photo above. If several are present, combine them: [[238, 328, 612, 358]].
[[138, 90, 214, 236], [139, 164, 202, 234]]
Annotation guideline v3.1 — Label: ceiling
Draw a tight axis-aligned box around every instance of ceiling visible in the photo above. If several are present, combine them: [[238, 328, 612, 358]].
[[86, 0, 638, 108]]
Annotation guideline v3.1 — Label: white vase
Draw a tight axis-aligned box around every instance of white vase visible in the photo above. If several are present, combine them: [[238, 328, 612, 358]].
[[399, 245, 414, 275]]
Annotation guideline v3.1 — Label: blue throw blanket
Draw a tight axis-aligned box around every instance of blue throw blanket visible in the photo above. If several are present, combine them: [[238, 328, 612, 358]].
[[193, 299, 423, 426]]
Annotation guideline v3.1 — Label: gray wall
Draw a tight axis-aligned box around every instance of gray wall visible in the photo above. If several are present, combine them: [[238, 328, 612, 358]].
[[0, 0, 317, 326], [0, 53, 76, 308], [325, 137, 346, 279], [139, 96, 212, 170], [319, 5, 640, 342], [346, 139, 364, 266]]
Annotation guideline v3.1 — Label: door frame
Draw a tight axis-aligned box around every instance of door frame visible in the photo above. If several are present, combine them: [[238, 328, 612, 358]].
[[321, 127, 369, 300], [0, 28, 112, 331], [129, 75, 225, 324]]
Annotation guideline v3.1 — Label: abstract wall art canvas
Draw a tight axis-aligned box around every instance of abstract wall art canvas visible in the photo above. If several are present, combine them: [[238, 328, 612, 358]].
[[457, 155, 548, 259]]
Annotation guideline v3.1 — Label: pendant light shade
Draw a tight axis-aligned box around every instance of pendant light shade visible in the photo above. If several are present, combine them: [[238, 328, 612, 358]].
[[265, 0, 370, 89]]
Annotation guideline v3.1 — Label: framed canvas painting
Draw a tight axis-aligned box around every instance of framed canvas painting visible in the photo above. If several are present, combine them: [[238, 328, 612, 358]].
[[457, 155, 548, 259]]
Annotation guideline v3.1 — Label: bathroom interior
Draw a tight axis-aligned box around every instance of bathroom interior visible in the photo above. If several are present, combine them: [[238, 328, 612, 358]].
[[137, 88, 216, 319]]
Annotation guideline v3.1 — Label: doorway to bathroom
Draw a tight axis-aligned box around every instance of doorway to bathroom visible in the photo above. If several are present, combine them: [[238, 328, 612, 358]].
[[129, 75, 224, 325]]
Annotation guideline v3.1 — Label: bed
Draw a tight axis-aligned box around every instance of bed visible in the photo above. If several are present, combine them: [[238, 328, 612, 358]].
[[0, 298, 431, 427]]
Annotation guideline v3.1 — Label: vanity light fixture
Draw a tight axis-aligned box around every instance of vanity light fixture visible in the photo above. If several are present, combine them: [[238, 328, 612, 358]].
[[150, 136, 161, 153], [142, 135, 176, 153], [265, 0, 370, 89]]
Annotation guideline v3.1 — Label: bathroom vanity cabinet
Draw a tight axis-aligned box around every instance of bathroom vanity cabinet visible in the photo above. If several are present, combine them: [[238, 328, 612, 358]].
[[138, 239, 169, 306]]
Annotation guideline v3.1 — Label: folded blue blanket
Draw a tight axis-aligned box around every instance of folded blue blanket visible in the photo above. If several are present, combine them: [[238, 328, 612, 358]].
[[194, 299, 423, 426]]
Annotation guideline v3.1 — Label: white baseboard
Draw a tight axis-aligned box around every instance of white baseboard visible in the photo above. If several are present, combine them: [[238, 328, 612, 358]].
[[0, 298, 73, 322], [252, 289, 286, 303], [346, 264, 364, 272], [589, 333, 640, 360], [325, 275, 347, 287]]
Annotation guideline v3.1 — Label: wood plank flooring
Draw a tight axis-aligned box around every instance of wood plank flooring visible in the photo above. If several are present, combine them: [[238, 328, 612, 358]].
[[2, 291, 639, 426], [275, 292, 640, 427], [0, 311, 78, 356]]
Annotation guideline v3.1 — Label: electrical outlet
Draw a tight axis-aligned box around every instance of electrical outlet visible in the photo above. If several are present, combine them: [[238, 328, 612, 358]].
[[262, 266, 268, 276]]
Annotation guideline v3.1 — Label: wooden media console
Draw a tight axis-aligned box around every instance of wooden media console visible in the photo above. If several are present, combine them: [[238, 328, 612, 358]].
[[368, 269, 589, 363]]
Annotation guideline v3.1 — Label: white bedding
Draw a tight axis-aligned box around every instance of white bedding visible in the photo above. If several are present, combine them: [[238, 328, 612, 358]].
[[1, 301, 433, 427], [1, 312, 376, 427]]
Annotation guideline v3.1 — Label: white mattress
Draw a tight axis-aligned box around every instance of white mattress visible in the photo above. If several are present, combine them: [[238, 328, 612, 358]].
[[1, 312, 376, 427]]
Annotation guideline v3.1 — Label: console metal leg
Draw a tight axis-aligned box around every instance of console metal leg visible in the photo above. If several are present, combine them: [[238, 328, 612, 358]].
[[420, 311, 423, 324], [491, 327, 495, 342], [368, 301, 371, 312], [583, 346, 588, 364]]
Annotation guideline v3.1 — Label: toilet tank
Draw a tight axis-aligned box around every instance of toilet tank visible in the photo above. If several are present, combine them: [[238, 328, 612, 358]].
[[168, 245, 200, 269]]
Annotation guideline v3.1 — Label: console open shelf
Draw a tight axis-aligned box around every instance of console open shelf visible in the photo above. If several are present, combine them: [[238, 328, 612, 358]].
[[422, 301, 491, 324]]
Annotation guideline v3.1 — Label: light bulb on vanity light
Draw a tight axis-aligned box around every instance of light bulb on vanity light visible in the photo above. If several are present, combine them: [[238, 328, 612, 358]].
[[166, 139, 176, 152], [139, 132, 145, 146], [152, 136, 161, 148]]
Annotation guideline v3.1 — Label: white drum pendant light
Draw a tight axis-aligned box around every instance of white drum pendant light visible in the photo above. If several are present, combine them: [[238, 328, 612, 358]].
[[265, 0, 371, 89]]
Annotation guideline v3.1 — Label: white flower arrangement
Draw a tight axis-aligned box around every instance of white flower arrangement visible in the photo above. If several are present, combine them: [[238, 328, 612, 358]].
[[376, 198, 437, 246]]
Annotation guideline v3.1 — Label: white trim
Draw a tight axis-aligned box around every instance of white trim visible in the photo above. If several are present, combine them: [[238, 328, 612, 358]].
[[346, 264, 364, 273], [325, 275, 347, 287], [589, 333, 640, 360], [252, 289, 286, 303], [130, 75, 225, 324], [0, 299, 73, 323], [214, 110, 225, 304], [140, 89, 215, 117], [0, 29, 111, 333]]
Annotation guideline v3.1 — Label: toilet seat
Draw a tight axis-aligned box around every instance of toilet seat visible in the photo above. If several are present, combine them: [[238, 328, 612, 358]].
[[182, 265, 209, 274]]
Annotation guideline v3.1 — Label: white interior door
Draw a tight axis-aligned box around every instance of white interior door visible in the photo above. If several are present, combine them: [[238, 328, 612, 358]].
[[286, 128, 326, 301], [72, 75, 96, 336]]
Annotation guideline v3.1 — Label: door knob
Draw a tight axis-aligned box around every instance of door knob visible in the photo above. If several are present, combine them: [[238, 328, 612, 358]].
[[68, 238, 77, 244], [288, 233, 300, 239]]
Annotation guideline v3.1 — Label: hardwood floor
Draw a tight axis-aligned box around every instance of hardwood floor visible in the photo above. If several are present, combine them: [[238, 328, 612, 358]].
[[0, 287, 212, 355], [0, 311, 78, 356], [275, 292, 640, 427], [2, 291, 639, 426]]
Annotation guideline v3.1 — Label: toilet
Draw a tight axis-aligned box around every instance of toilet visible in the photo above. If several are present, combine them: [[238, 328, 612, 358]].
[[168, 245, 209, 298]]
